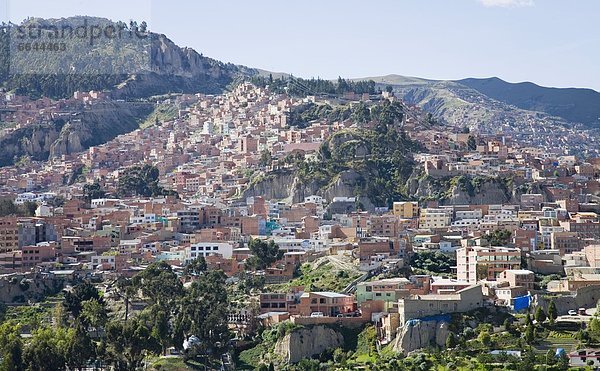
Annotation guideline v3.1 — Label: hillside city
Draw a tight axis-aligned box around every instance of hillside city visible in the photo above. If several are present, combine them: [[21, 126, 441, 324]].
[[0, 77, 599, 370]]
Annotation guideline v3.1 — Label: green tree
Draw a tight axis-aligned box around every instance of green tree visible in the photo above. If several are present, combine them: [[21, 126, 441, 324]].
[[183, 256, 207, 277], [117, 165, 176, 198], [467, 135, 477, 151], [82, 181, 106, 202], [63, 282, 103, 318], [535, 306, 547, 324], [548, 300, 558, 325], [151, 309, 170, 356], [65, 321, 95, 371], [409, 251, 455, 274], [0, 323, 24, 371], [115, 277, 136, 321], [503, 318, 513, 332], [80, 298, 108, 336], [132, 261, 183, 309], [23, 327, 69, 371], [0, 199, 19, 217], [246, 238, 283, 270], [478, 331, 491, 347], [589, 317, 600, 339], [52, 303, 68, 328], [21, 201, 37, 216], [2, 336, 24, 371], [259, 150, 273, 167], [446, 332, 457, 349], [104, 318, 161, 370], [179, 270, 230, 354], [350, 102, 371, 124], [545, 349, 556, 366], [525, 324, 535, 345], [488, 229, 512, 246]]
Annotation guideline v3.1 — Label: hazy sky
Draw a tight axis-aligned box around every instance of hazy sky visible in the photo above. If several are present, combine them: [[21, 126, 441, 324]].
[[2, 0, 598, 91]]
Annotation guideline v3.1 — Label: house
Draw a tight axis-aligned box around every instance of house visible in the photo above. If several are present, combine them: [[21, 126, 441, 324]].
[[569, 349, 600, 367], [392, 202, 419, 219], [397, 285, 484, 324], [497, 269, 535, 290], [259, 287, 304, 314], [456, 246, 521, 283], [185, 242, 233, 262], [356, 276, 430, 310], [297, 292, 356, 317], [357, 237, 401, 271]]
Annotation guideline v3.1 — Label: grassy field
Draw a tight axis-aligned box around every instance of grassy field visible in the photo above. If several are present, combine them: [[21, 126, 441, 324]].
[[267, 256, 361, 293], [236, 343, 268, 370], [140, 103, 180, 128]]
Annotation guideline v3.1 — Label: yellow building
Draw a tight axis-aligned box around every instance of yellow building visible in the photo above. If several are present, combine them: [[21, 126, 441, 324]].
[[392, 202, 419, 219]]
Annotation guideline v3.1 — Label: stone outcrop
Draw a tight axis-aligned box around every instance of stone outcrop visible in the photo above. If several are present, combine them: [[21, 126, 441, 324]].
[[273, 325, 344, 364], [112, 33, 257, 98], [392, 320, 449, 354], [0, 274, 66, 304], [242, 169, 375, 210], [408, 174, 521, 206]]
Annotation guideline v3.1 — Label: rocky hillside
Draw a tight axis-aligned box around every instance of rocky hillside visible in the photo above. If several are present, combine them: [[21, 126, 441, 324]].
[[407, 174, 525, 206], [0, 17, 257, 99], [355, 74, 597, 131], [458, 77, 600, 128], [0, 101, 152, 166], [243, 100, 421, 209], [0, 16, 256, 166], [243, 169, 376, 210]]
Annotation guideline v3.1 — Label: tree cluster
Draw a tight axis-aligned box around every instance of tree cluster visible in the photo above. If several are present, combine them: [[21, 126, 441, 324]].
[[410, 250, 456, 274], [0, 199, 37, 217], [117, 164, 177, 198], [0, 260, 231, 370], [250, 75, 377, 98]]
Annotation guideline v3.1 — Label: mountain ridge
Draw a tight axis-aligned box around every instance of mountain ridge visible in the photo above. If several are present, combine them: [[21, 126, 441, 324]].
[[350, 74, 599, 128]]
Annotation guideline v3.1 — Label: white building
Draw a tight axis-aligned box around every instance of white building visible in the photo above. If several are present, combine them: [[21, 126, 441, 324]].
[[91, 255, 116, 270], [185, 242, 233, 262]]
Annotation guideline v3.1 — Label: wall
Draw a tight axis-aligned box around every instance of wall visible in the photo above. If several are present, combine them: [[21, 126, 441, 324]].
[[534, 285, 600, 315]]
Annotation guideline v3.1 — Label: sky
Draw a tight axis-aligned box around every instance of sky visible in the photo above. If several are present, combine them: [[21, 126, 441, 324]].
[[1, 0, 599, 91]]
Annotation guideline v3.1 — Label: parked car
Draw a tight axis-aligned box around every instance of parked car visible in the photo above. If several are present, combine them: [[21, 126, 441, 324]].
[[310, 312, 324, 317], [568, 309, 577, 316]]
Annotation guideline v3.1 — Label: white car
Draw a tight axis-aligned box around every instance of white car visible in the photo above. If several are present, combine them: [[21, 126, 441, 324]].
[[310, 312, 324, 317], [568, 310, 577, 316]]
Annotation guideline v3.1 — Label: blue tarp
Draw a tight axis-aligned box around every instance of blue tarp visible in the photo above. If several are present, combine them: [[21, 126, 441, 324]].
[[513, 294, 532, 312]]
